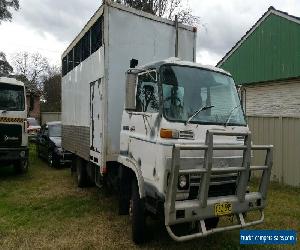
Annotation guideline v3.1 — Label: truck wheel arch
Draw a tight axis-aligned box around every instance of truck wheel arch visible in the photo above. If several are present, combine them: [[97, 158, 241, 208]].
[[118, 155, 145, 198]]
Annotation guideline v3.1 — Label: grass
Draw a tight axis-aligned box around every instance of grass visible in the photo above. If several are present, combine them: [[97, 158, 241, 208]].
[[0, 144, 299, 249]]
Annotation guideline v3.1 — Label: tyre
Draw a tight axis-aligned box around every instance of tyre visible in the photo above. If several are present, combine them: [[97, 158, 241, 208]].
[[49, 151, 60, 168], [48, 151, 54, 167], [76, 157, 88, 187], [119, 198, 130, 215], [118, 167, 131, 215], [14, 159, 29, 174], [131, 178, 146, 244]]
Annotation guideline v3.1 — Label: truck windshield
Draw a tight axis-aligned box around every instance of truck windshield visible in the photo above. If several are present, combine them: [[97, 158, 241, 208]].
[[0, 83, 25, 111], [161, 65, 246, 126], [49, 124, 62, 137]]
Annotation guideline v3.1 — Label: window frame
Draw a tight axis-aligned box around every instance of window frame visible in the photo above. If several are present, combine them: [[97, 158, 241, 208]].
[[134, 70, 159, 114], [159, 64, 247, 126]]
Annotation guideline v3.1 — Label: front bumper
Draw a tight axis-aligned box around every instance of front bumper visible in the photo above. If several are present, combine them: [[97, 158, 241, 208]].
[[0, 147, 29, 164], [164, 130, 273, 242]]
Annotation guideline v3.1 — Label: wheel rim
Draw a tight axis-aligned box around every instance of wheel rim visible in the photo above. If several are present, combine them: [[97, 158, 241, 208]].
[[76, 163, 81, 182], [129, 199, 133, 217], [48, 153, 53, 166], [23, 160, 28, 171]]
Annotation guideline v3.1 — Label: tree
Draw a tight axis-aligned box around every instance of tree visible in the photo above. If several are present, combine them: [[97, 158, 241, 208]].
[[113, 0, 200, 25], [42, 66, 61, 112], [12, 52, 50, 91], [0, 52, 13, 76], [0, 0, 19, 24], [0, 0, 20, 76]]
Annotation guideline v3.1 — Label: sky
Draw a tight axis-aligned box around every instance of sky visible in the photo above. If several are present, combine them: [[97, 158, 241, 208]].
[[0, 0, 300, 67]]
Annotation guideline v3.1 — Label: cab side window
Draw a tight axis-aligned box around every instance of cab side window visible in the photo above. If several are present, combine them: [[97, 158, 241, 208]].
[[136, 72, 158, 113]]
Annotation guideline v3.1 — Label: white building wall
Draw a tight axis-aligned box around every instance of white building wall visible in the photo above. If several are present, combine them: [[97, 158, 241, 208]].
[[245, 78, 300, 117]]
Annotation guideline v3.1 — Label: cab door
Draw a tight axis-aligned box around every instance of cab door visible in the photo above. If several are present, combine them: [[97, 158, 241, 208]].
[[127, 71, 160, 184]]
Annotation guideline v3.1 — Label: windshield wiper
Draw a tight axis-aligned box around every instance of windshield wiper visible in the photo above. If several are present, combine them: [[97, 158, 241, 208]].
[[1, 110, 8, 114], [224, 104, 241, 127], [185, 105, 214, 125]]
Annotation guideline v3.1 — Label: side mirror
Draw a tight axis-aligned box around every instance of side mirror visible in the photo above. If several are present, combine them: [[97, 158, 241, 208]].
[[125, 71, 137, 111]]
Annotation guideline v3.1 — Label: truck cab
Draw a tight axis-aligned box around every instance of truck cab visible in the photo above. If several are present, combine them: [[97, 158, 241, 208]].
[[0, 77, 29, 173], [118, 58, 273, 242]]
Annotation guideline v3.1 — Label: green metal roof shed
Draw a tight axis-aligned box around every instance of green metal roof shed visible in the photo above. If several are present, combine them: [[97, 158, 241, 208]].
[[217, 6, 300, 85]]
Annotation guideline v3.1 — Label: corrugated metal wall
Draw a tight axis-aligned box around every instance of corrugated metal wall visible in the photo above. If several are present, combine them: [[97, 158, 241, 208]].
[[220, 14, 300, 85], [248, 116, 300, 187]]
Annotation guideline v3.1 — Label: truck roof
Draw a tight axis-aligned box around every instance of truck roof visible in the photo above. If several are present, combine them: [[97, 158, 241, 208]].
[[62, 1, 195, 58], [0, 77, 25, 87], [134, 57, 232, 76]]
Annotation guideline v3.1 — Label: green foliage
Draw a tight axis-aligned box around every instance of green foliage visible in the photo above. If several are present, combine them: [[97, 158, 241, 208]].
[[0, 52, 13, 76], [0, 0, 19, 23], [112, 0, 200, 25], [42, 67, 61, 112]]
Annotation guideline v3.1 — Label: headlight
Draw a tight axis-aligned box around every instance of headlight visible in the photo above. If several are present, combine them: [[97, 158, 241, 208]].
[[178, 174, 189, 190]]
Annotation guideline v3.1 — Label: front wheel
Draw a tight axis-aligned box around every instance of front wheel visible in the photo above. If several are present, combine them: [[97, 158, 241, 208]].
[[48, 151, 53, 167], [48, 151, 60, 168], [131, 178, 146, 244], [14, 159, 29, 174]]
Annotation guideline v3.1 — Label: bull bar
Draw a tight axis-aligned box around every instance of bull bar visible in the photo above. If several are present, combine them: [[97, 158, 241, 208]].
[[164, 130, 273, 241]]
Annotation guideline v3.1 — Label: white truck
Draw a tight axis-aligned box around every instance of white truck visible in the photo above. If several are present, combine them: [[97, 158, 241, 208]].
[[0, 77, 29, 173], [61, 0, 273, 244]]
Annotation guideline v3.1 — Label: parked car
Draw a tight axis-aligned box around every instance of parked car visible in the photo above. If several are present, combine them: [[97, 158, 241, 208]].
[[27, 117, 41, 142], [36, 121, 72, 167]]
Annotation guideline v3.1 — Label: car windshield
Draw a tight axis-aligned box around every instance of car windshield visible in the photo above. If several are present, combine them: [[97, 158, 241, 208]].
[[161, 65, 246, 126], [0, 83, 25, 111], [27, 118, 39, 126], [48, 124, 61, 137]]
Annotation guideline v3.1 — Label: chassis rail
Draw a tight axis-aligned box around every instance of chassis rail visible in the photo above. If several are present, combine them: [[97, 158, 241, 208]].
[[164, 130, 273, 242]]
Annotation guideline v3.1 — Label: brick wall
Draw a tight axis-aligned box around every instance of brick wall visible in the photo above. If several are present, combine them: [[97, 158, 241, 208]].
[[26, 94, 40, 119]]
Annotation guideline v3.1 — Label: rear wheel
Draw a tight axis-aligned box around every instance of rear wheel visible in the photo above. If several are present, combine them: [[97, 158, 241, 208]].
[[76, 157, 88, 187], [14, 159, 28, 174], [131, 178, 146, 244]]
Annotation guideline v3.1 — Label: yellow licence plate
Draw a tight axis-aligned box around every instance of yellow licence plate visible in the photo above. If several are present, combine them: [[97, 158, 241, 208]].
[[214, 202, 232, 216]]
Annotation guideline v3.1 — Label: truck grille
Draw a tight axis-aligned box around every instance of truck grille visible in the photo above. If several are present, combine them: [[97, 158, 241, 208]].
[[0, 123, 22, 148], [179, 130, 194, 140], [188, 173, 237, 199]]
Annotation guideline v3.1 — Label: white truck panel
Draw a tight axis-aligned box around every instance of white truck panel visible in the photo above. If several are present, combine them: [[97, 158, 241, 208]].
[[62, 48, 105, 127], [106, 6, 196, 160]]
